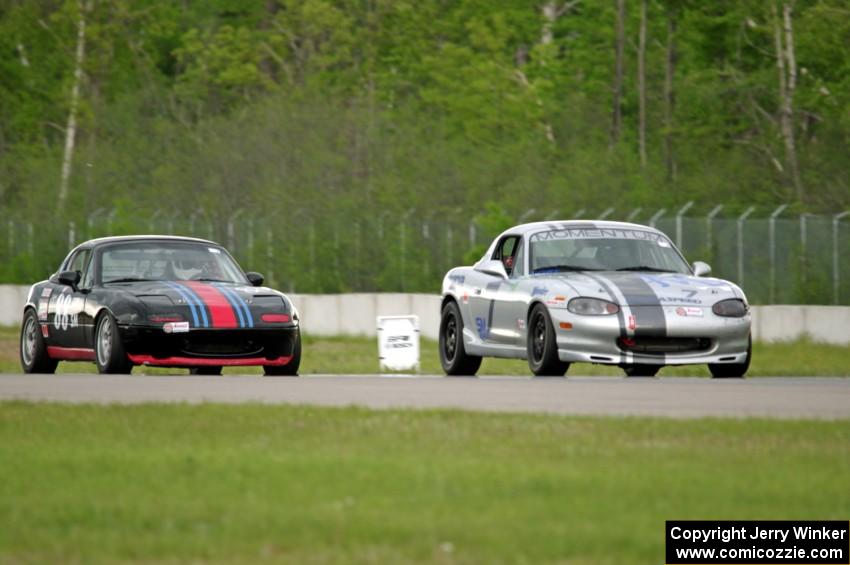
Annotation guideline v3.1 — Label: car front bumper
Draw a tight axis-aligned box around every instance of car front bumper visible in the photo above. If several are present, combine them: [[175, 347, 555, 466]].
[[550, 307, 751, 366], [118, 324, 299, 367]]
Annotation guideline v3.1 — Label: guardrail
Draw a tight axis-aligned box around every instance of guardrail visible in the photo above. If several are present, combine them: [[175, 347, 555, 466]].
[[2, 287, 848, 345]]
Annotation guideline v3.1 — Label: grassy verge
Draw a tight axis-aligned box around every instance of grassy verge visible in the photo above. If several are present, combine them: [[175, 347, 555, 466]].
[[0, 403, 847, 564], [1, 325, 848, 376]]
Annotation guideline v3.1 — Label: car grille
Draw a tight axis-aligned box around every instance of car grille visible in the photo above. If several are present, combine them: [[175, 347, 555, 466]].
[[180, 334, 264, 357], [616, 337, 711, 354]]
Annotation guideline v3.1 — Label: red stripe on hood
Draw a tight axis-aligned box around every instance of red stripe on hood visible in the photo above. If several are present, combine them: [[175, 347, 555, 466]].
[[182, 282, 238, 328]]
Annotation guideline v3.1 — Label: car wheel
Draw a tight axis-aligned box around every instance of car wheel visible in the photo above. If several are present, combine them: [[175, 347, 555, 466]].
[[20, 309, 58, 374], [709, 334, 751, 378], [623, 364, 660, 377], [439, 301, 482, 376], [264, 333, 301, 376], [190, 366, 222, 376], [95, 313, 132, 374], [527, 304, 570, 377]]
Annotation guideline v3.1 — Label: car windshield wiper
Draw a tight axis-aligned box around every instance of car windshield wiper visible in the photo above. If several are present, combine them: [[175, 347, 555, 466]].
[[533, 265, 602, 273], [104, 277, 155, 284], [615, 266, 677, 273], [190, 278, 231, 283]]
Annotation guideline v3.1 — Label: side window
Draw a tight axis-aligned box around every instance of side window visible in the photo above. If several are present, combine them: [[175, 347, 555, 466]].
[[511, 240, 525, 278], [67, 249, 91, 288], [493, 236, 521, 276], [80, 251, 95, 289]]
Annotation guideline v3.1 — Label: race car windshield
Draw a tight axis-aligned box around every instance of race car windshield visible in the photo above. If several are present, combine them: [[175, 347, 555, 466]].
[[529, 228, 691, 274], [99, 242, 248, 285]]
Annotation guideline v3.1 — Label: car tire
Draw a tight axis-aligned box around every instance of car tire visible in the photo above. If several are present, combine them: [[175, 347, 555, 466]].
[[190, 366, 222, 376], [527, 304, 570, 377], [439, 300, 482, 376], [709, 334, 751, 378], [264, 333, 301, 376], [20, 309, 58, 374], [623, 364, 660, 377], [94, 312, 133, 374]]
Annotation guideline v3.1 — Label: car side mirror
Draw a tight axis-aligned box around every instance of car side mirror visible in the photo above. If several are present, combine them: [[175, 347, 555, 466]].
[[246, 272, 264, 287], [476, 259, 508, 280], [692, 261, 711, 277], [57, 270, 81, 290]]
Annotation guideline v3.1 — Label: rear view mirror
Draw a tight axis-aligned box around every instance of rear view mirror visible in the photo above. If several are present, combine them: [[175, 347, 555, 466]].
[[692, 261, 711, 277], [57, 270, 81, 290], [246, 272, 264, 287], [476, 260, 508, 279]]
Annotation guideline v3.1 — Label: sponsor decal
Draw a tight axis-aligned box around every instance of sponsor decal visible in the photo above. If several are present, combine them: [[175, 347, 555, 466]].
[[531, 228, 667, 242], [41, 287, 53, 298], [448, 274, 465, 284], [37, 301, 48, 321], [545, 295, 568, 308], [675, 307, 703, 317], [517, 318, 525, 330], [163, 321, 190, 334], [628, 315, 637, 330], [462, 292, 469, 304], [475, 317, 489, 339], [532, 286, 548, 296]]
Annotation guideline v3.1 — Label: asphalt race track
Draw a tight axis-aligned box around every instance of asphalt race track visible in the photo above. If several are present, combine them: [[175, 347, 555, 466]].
[[1, 374, 848, 419]]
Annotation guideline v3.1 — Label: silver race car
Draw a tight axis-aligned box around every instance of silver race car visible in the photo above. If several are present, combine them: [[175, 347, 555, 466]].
[[439, 221, 752, 377]]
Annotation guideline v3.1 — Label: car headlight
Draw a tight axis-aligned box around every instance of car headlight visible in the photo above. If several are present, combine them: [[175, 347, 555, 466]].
[[712, 299, 748, 317], [568, 297, 620, 316]]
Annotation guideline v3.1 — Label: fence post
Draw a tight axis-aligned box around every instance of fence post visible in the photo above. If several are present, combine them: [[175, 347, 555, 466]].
[[675, 201, 694, 248], [544, 210, 560, 220], [227, 209, 243, 251], [68, 221, 76, 249], [736, 206, 756, 286], [705, 205, 723, 256], [626, 207, 642, 222], [574, 208, 587, 219], [266, 226, 274, 288], [106, 208, 117, 234], [27, 222, 34, 257], [88, 207, 105, 238], [519, 208, 536, 223], [649, 208, 666, 228], [401, 209, 414, 291], [7, 220, 14, 258], [148, 209, 162, 235], [833, 211, 849, 305], [597, 207, 615, 220], [800, 213, 809, 287], [769, 204, 788, 303]]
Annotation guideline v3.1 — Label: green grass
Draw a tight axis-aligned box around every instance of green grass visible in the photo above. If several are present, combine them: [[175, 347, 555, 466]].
[[2, 325, 849, 376], [0, 403, 847, 564]]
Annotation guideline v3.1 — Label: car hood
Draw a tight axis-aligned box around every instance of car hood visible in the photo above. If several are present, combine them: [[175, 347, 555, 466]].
[[107, 280, 291, 328], [531, 271, 745, 307]]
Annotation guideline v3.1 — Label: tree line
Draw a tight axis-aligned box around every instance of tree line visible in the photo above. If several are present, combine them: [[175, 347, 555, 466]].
[[0, 0, 848, 242]]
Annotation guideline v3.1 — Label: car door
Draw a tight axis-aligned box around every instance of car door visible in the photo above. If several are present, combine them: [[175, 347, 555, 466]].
[[49, 248, 91, 348], [491, 237, 528, 346], [468, 235, 521, 345]]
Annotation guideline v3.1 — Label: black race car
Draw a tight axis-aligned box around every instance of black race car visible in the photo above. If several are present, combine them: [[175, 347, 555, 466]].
[[19, 235, 301, 376]]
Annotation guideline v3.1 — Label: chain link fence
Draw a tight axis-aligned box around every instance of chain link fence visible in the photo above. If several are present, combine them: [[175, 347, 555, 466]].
[[2, 207, 848, 304]]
